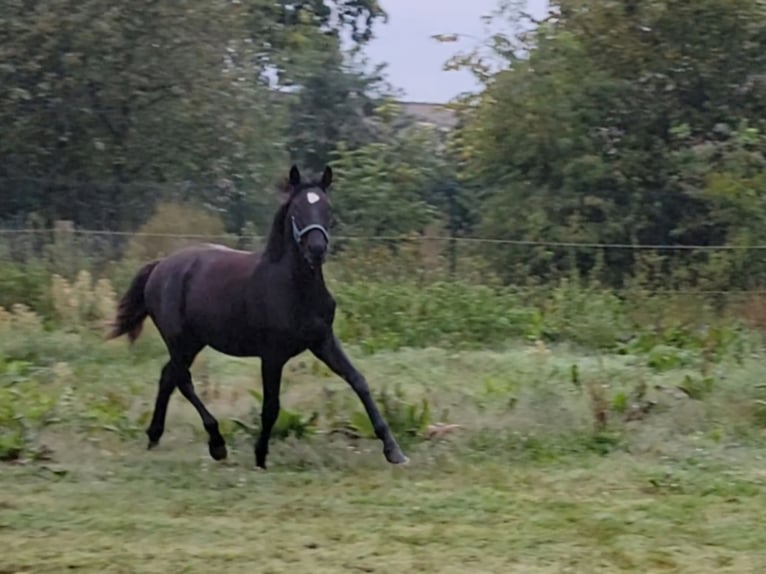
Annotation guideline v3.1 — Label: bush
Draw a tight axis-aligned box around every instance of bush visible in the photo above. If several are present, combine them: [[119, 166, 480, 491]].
[[331, 279, 539, 352], [0, 260, 53, 318], [50, 270, 116, 331], [0, 226, 760, 362], [124, 201, 233, 261], [232, 389, 320, 441], [538, 279, 633, 349], [0, 375, 57, 461]]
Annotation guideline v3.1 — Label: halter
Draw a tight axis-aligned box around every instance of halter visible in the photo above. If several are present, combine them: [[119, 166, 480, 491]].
[[291, 216, 330, 246]]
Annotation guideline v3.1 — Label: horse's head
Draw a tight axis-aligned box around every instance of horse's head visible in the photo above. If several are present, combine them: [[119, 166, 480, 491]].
[[284, 164, 334, 269]]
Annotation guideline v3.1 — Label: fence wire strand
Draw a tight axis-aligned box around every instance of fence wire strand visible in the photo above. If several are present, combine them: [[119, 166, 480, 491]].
[[2, 227, 766, 298], [2, 226, 766, 251]]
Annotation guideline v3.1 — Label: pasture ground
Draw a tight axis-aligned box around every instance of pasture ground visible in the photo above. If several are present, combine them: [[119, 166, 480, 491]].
[[3, 331, 766, 573]]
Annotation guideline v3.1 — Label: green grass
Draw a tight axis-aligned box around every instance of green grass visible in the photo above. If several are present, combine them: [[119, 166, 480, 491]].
[[4, 447, 766, 573], [3, 327, 766, 572]]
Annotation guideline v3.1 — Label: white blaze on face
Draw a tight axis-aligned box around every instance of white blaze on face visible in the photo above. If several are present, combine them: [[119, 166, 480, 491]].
[[306, 191, 320, 205]]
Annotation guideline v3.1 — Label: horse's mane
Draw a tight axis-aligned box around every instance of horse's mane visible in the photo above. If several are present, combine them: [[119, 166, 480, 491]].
[[263, 179, 321, 263]]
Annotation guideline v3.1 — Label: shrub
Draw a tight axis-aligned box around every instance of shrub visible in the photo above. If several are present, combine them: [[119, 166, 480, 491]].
[[0, 260, 52, 318], [538, 279, 633, 349], [0, 378, 57, 461], [124, 201, 232, 261], [51, 271, 117, 330], [331, 279, 539, 352], [231, 389, 320, 441], [335, 384, 433, 445]]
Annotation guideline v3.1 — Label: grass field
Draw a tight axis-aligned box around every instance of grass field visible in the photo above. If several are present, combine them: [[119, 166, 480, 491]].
[[3, 325, 766, 573]]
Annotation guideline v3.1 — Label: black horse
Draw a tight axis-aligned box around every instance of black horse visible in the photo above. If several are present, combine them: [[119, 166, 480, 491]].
[[108, 165, 408, 469]]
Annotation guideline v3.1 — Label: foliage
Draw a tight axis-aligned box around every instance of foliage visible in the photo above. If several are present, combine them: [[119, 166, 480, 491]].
[[331, 279, 537, 352], [0, 250, 761, 359], [451, 0, 766, 288], [124, 201, 231, 261], [0, 259, 52, 318], [348, 384, 432, 444], [0, 0, 289, 228], [232, 390, 320, 441], [330, 102, 457, 237], [74, 388, 143, 438], [50, 270, 116, 330], [0, 378, 57, 461], [283, 38, 395, 174], [5, 0, 766, 294], [1, 283, 766, 490], [249, 0, 386, 72], [538, 279, 633, 349], [0, 0, 389, 234]]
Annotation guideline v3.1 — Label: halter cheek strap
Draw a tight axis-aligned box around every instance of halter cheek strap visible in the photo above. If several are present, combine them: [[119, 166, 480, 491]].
[[291, 216, 330, 245]]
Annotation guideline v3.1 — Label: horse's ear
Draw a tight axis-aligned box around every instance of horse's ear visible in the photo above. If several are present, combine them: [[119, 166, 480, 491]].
[[289, 165, 301, 188], [320, 165, 333, 192]]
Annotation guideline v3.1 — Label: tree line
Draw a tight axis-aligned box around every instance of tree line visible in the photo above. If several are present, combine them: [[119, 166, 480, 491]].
[[2, 0, 766, 289]]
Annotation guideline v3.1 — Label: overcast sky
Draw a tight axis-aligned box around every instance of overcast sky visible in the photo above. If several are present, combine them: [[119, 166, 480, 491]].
[[363, 0, 548, 103]]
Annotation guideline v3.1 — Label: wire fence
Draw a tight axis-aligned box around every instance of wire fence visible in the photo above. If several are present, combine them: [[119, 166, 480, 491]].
[[3, 170, 766, 296], [2, 226, 766, 250], [2, 225, 766, 299]]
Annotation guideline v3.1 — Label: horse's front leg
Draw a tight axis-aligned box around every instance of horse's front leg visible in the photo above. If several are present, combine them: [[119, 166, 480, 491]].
[[254, 357, 285, 469], [310, 333, 408, 465]]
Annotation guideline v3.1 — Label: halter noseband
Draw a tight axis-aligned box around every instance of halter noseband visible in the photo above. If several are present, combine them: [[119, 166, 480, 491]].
[[291, 216, 330, 246]]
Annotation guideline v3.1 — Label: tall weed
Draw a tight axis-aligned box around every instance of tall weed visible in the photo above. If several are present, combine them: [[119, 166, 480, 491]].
[[0, 243, 759, 362]]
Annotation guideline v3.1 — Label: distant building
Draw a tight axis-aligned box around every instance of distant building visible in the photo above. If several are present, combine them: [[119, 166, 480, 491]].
[[397, 101, 458, 130]]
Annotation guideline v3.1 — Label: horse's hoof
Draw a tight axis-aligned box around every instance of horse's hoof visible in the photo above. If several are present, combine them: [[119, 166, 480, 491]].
[[385, 448, 409, 465], [147, 440, 159, 450], [209, 443, 228, 461]]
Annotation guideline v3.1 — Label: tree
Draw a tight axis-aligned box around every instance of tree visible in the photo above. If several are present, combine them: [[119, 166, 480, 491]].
[[282, 35, 396, 174], [0, 0, 289, 229], [452, 0, 766, 287], [0, 0, 389, 232], [249, 0, 386, 85], [329, 102, 447, 238]]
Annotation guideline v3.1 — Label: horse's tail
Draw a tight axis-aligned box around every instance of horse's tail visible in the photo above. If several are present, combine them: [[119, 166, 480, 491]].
[[107, 260, 160, 343]]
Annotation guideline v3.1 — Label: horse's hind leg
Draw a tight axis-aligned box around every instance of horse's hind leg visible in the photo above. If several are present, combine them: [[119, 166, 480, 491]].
[[145, 349, 226, 461], [175, 363, 227, 461], [146, 361, 178, 450]]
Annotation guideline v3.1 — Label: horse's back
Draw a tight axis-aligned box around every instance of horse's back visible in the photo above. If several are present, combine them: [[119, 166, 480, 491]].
[[152, 243, 259, 275], [198, 242, 253, 255], [144, 243, 261, 341]]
